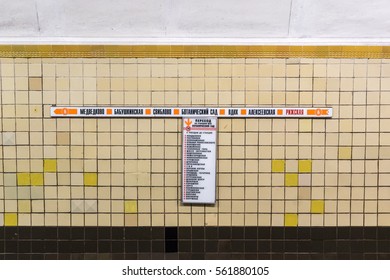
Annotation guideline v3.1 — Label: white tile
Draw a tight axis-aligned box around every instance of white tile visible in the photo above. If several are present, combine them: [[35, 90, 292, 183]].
[[4, 187, 17, 199], [3, 132, 15, 145], [3, 173, 16, 186], [85, 200, 97, 212], [18, 187, 31, 199], [299, 174, 311, 186], [31, 187, 44, 199], [71, 200, 84, 212]]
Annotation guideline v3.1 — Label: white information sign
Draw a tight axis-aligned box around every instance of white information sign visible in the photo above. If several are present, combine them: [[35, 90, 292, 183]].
[[182, 117, 217, 204]]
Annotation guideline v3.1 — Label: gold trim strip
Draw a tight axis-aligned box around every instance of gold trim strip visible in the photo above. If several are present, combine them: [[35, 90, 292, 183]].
[[0, 45, 388, 58]]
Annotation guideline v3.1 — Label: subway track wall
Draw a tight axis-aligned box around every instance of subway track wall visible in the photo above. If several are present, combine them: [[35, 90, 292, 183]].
[[0, 46, 390, 259]]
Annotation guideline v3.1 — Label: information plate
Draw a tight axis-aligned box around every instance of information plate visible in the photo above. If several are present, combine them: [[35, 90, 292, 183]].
[[182, 117, 217, 204]]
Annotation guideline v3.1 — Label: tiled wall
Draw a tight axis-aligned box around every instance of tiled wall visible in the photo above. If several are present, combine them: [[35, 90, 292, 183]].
[[0, 55, 390, 259]]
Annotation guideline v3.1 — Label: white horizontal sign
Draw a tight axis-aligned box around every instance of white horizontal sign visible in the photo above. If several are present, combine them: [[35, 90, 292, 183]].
[[51, 106, 332, 118]]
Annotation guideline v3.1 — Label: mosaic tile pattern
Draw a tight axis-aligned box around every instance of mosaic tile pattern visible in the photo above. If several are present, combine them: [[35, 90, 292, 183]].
[[0, 57, 389, 228], [0, 45, 390, 59]]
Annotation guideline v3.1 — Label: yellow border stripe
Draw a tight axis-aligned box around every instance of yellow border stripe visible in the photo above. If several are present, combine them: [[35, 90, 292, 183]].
[[0, 45, 387, 58]]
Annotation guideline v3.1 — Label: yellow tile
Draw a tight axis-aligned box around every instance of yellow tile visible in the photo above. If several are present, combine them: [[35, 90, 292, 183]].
[[272, 160, 285, 172], [17, 173, 30, 186], [284, 213, 298, 227], [84, 173, 97, 186], [18, 200, 31, 213], [44, 159, 57, 172], [4, 213, 18, 226], [339, 147, 352, 159], [311, 200, 324, 214], [298, 160, 312, 173], [285, 173, 298, 187], [125, 201, 138, 213], [31, 173, 44, 186]]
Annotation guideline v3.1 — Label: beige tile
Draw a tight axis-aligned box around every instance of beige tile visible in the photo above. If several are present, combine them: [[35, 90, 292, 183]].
[[29, 77, 42, 91]]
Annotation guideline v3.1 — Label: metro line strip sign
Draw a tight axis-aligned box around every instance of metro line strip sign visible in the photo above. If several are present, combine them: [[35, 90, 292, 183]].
[[51, 106, 332, 118]]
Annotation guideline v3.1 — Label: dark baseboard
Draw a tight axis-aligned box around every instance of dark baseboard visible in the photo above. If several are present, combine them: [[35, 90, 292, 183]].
[[0, 226, 389, 260]]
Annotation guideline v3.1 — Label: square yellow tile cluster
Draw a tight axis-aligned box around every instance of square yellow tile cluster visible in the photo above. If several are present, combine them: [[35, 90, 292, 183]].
[[272, 160, 285, 172], [17, 173, 30, 186], [285, 214, 298, 227], [4, 213, 18, 226], [84, 173, 97, 186], [125, 201, 138, 213], [285, 173, 298, 187], [311, 200, 324, 214], [31, 173, 44, 186], [298, 160, 312, 173], [44, 159, 57, 172]]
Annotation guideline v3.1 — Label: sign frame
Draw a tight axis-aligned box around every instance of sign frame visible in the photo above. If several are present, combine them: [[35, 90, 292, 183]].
[[182, 117, 217, 204]]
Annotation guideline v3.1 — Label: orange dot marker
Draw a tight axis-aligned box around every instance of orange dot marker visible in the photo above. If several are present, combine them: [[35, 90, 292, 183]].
[[54, 108, 77, 115], [240, 109, 247, 115], [145, 109, 151, 115], [106, 109, 113, 115], [307, 109, 328, 116], [277, 109, 283, 115], [219, 109, 225, 115], [174, 109, 180, 115]]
